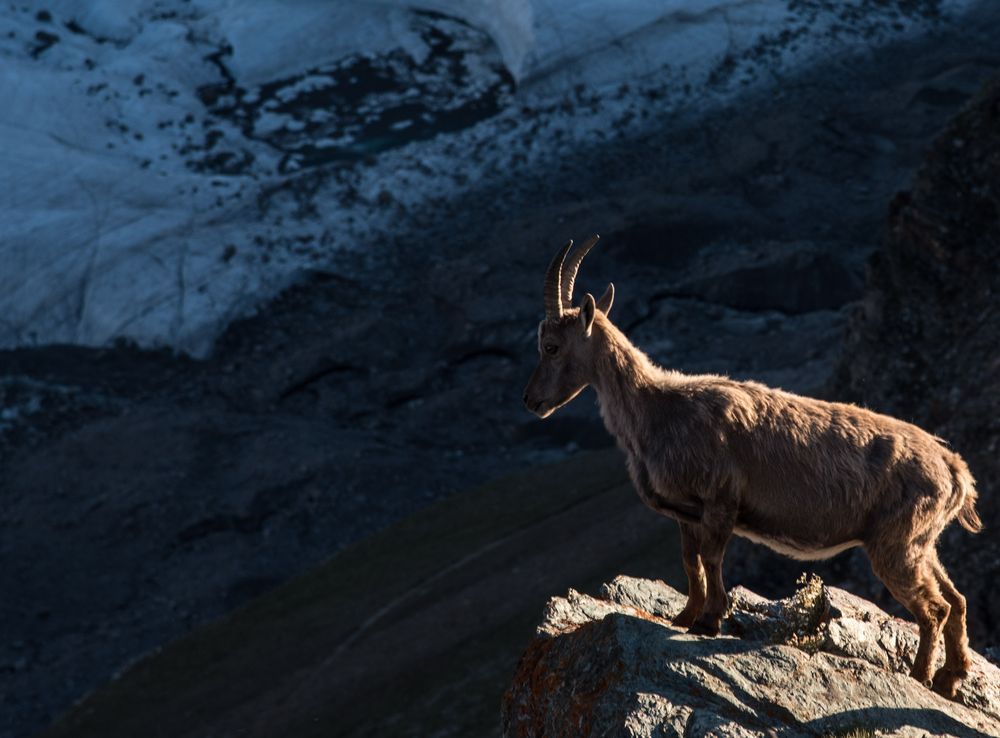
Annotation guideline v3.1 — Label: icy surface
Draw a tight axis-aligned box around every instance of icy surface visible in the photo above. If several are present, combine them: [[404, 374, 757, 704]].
[[0, 0, 979, 355]]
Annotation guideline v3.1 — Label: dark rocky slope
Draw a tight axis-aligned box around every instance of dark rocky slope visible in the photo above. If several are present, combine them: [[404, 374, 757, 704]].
[[38, 451, 682, 738]]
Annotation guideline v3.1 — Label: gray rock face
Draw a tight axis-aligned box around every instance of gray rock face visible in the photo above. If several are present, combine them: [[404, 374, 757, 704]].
[[502, 576, 1000, 738]]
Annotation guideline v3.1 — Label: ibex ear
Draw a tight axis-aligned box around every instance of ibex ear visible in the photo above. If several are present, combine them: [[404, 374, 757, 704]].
[[596, 282, 614, 315], [580, 293, 596, 338]]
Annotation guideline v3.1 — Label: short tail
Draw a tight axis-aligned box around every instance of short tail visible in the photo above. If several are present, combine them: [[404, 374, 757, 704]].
[[950, 456, 983, 533]]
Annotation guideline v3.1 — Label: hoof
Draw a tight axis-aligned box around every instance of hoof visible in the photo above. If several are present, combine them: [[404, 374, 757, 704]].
[[687, 618, 721, 637], [932, 667, 965, 700], [909, 665, 932, 689], [671, 609, 698, 629]]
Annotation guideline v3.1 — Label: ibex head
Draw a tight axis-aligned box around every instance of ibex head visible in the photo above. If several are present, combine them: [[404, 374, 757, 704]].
[[523, 235, 614, 418]]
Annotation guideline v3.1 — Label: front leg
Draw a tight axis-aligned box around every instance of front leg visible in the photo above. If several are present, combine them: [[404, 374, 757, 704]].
[[628, 458, 708, 628], [671, 521, 706, 628], [687, 504, 736, 636]]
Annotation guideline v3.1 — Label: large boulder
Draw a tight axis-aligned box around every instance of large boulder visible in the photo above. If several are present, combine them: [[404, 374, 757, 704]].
[[502, 576, 1000, 738]]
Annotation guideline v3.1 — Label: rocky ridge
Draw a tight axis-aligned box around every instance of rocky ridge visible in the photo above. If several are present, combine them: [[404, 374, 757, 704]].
[[502, 576, 1000, 738]]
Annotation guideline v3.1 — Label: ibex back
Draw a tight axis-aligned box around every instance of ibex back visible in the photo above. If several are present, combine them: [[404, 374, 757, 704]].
[[523, 235, 982, 699]]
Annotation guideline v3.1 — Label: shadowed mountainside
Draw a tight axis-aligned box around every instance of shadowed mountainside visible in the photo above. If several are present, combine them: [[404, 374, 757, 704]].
[[38, 451, 685, 738]]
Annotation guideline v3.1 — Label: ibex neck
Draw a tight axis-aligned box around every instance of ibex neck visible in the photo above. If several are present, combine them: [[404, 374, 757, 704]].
[[591, 318, 661, 442]]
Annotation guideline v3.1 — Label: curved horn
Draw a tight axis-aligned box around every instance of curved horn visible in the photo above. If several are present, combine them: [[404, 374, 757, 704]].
[[544, 239, 573, 318], [561, 233, 600, 307]]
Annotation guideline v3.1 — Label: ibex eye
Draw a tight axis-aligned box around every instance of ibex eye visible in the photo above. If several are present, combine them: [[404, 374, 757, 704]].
[[544, 344, 559, 355]]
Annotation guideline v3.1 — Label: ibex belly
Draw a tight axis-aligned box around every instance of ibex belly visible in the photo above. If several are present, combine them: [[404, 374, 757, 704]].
[[733, 525, 863, 561]]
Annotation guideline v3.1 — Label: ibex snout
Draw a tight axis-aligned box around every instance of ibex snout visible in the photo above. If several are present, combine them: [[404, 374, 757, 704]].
[[522, 389, 536, 413], [522, 382, 551, 418]]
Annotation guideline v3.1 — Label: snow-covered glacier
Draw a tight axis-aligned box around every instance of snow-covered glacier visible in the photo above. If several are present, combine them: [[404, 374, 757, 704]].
[[0, 0, 979, 355]]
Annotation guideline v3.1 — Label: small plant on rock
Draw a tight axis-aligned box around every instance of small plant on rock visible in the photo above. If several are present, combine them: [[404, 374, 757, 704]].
[[782, 573, 831, 653]]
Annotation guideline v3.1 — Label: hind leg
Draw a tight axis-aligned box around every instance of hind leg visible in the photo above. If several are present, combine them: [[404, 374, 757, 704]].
[[927, 551, 971, 699], [868, 544, 950, 687]]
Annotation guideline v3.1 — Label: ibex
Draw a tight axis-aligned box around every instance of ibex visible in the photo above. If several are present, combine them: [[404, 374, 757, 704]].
[[523, 235, 982, 699]]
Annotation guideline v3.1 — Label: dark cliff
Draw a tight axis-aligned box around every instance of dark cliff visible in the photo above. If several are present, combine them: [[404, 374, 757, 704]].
[[834, 74, 1000, 647]]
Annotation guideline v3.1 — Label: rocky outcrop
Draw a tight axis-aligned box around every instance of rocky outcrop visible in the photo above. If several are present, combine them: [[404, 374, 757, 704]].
[[502, 576, 1000, 738]]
